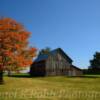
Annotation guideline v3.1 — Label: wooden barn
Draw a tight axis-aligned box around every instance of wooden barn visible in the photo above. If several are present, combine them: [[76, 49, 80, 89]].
[[30, 48, 82, 76]]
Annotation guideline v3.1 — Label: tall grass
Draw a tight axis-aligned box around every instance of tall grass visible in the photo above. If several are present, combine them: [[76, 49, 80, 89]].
[[0, 75, 100, 100]]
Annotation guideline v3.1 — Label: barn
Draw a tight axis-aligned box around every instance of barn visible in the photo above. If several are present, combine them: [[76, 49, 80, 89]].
[[30, 48, 82, 76]]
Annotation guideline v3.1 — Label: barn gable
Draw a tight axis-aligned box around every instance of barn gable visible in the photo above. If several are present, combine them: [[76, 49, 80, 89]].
[[45, 48, 72, 76], [50, 48, 73, 63]]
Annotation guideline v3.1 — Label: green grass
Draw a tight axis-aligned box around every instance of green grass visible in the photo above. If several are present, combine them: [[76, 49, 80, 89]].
[[0, 75, 100, 100]]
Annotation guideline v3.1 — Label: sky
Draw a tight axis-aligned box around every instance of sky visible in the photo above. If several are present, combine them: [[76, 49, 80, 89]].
[[0, 0, 100, 69]]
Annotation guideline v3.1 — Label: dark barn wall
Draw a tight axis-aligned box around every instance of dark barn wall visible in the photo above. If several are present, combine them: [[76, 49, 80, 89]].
[[45, 52, 71, 76], [30, 61, 46, 76]]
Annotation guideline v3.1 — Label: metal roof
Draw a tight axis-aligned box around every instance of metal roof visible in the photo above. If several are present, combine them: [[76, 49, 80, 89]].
[[34, 54, 48, 62]]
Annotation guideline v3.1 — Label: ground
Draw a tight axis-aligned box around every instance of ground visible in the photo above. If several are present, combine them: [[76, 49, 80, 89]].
[[0, 74, 100, 100]]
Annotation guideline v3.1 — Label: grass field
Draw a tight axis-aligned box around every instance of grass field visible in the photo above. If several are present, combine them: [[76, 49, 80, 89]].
[[0, 74, 100, 100]]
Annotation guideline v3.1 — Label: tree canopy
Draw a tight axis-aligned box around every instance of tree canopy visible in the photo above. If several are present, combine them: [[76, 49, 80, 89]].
[[0, 17, 37, 83], [89, 52, 100, 70], [39, 47, 51, 55]]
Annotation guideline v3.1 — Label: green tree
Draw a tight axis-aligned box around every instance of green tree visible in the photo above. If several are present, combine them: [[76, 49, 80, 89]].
[[39, 47, 51, 55], [89, 52, 100, 70]]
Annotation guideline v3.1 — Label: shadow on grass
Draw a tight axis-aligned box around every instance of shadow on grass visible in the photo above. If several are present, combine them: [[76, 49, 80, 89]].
[[8, 74, 31, 78], [67, 75, 100, 78], [8, 74, 46, 78], [7, 74, 100, 79]]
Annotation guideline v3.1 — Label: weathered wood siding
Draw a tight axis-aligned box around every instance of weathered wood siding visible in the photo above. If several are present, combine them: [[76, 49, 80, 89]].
[[46, 52, 71, 76], [70, 67, 83, 76]]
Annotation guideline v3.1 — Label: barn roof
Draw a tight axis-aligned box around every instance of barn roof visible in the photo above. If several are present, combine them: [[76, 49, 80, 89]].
[[34, 48, 73, 63], [34, 54, 48, 62], [71, 65, 82, 71]]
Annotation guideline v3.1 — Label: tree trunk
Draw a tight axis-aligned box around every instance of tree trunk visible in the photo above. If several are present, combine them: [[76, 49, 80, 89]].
[[8, 70, 12, 77], [0, 70, 4, 84]]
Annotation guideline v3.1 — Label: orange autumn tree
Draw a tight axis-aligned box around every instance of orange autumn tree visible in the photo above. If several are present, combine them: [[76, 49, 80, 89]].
[[0, 17, 37, 84]]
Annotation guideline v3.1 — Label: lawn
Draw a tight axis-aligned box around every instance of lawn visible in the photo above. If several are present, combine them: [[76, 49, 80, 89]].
[[0, 75, 100, 100]]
